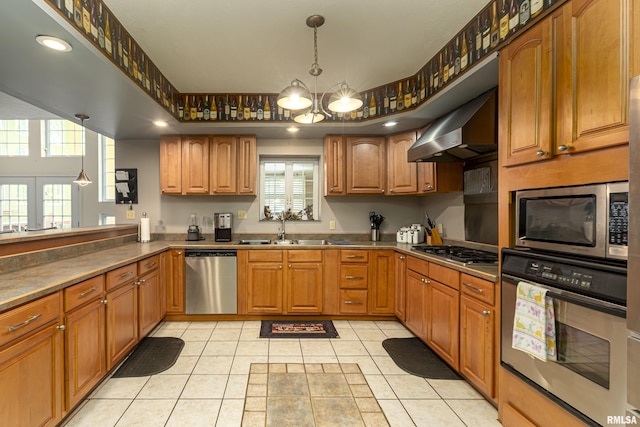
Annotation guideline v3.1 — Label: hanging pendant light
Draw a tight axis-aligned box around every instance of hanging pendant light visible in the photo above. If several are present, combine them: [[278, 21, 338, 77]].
[[278, 15, 362, 120], [73, 113, 92, 187]]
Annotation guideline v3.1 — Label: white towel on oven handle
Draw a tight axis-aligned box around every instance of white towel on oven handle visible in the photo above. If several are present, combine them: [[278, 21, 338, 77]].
[[512, 281, 557, 361]]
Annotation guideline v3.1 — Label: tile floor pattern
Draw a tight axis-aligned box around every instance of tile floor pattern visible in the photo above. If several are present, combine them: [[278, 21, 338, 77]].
[[62, 320, 501, 427]]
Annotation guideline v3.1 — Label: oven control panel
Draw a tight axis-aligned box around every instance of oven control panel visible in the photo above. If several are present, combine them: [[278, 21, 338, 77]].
[[525, 261, 594, 289]]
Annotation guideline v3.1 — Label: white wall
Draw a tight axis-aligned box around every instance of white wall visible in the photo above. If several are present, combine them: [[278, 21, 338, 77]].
[[114, 137, 465, 238]]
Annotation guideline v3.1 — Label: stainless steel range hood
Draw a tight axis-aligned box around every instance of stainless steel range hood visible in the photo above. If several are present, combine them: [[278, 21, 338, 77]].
[[407, 89, 497, 162]]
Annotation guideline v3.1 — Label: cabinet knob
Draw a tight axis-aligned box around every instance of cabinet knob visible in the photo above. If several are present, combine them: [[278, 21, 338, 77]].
[[161, 189, 165, 193], [381, 189, 385, 193], [330, 187, 334, 192], [426, 184, 433, 190], [399, 255, 405, 260], [288, 264, 292, 268], [101, 299, 108, 305], [56, 325, 66, 331], [482, 310, 491, 316], [389, 189, 394, 192], [205, 188, 208, 192], [177, 251, 182, 255], [557, 144, 572, 152], [279, 265, 282, 269], [536, 150, 548, 157], [249, 188, 253, 192]]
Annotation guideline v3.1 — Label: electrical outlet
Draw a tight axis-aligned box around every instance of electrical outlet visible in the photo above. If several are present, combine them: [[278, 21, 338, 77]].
[[329, 220, 336, 230], [238, 210, 247, 219], [126, 210, 136, 220]]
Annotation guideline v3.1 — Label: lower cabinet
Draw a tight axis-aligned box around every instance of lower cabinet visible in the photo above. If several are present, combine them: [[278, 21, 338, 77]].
[[0, 293, 64, 427], [394, 253, 407, 321], [460, 295, 494, 397], [166, 249, 185, 314], [138, 267, 163, 337], [286, 251, 323, 314], [405, 265, 429, 341], [106, 281, 139, 370], [369, 250, 395, 314], [428, 280, 459, 370]]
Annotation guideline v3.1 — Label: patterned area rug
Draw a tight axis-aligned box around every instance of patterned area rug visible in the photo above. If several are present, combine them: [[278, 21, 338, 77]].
[[260, 320, 339, 338]]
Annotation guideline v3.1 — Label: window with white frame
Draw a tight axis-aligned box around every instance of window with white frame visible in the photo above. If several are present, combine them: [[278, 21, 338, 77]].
[[100, 135, 115, 202], [260, 157, 319, 221], [0, 120, 29, 156], [0, 181, 31, 232], [43, 119, 84, 156]]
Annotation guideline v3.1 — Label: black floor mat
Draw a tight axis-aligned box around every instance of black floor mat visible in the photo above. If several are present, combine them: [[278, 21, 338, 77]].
[[112, 337, 184, 378], [260, 320, 339, 338], [382, 337, 460, 379]]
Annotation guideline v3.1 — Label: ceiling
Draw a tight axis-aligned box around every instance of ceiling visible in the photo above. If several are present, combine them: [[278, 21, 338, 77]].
[[0, 0, 498, 140]]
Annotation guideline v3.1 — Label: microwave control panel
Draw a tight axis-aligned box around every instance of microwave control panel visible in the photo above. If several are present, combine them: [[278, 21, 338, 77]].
[[608, 191, 628, 246]]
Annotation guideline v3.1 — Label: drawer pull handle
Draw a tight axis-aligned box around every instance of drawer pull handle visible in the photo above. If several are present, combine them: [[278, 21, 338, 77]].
[[421, 278, 431, 284], [145, 261, 157, 268], [344, 301, 363, 305], [8, 313, 43, 332], [79, 287, 97, 297], [463, 283, 484, 293], [345, 276, 364, 280], [346, 255, 364, 259], [119, 271, 134, 279]]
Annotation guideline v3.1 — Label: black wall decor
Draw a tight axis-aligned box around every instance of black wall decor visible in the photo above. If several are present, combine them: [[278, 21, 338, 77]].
[[115, 168, 138, 204]]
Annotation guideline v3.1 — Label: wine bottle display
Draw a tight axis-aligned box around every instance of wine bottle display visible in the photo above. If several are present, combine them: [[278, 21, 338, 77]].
[[520, 0, 530, 26], [482, 11, 491, 54], [490, 1, 499, 48], [530, 0, 543, 17], [499, 0, 509, 40], [509, 0, 519, 33]]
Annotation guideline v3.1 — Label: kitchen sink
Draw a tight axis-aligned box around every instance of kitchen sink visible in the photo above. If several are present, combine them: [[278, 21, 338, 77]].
[[270, 239, 333, 245], [237, 239, 271, 245], [271, 239, 297, 245]]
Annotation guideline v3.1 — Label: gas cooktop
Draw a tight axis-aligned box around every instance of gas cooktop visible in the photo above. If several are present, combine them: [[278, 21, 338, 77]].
[[411, 245, 499, 266]]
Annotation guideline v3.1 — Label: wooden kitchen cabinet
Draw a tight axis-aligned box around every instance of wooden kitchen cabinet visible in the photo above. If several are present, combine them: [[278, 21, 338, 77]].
[[418, 162, 463, 193], [63, 276, 106, 410], [428, 280, 459, 370], [237, 135, 257, 195], [182, 136, 210, 194], [338, 249, 369, 314], [246, 250, 284, 314], [105, 277, 138, 370], [324, 135, 346, 195], [370, 250, 395, 314], [210, 136, 237, 194], [387, 131, 418, 195], [394, 252, 407, 321], [137, 255, 163, 337], [166, 249, 185, 314], [286, 250, 323, 314], [405, 256, 429, 340], [159, 136, 182, 194], [346, 136, 386, 194], [0, 293, 64, 427]]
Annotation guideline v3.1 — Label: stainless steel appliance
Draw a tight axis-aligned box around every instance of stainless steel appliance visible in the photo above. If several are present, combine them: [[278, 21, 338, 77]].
[[515, 182, 629, 261], [214, 213, 232, 242], [187, 213, 203, 241], [185, 249, 237, 314], [627, 74, 640, 422], [411, 245, 498, 266], [501, 248, 628, 426]]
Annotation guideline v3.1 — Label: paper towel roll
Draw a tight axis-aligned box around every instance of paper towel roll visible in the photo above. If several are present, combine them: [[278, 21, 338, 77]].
[[139, 217, 151, 242]]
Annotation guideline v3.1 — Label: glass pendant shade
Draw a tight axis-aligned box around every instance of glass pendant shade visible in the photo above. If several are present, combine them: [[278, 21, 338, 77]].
[[327, 83, 363, 113], [277, 80, 312, 111], [73, 169, 92, 187], [294, 110, 325, 124]]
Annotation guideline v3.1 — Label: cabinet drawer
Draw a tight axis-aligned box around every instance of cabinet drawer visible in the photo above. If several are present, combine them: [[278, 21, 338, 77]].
[[407, 256, 429, 276], [0, 292, 61, 347], [340, 265, 369, 289], [461, 273, 495, 305], [287, 250, 322, 262], [340, 250, 369, 263], [106, 263, 137, 291], [64, 275, 105, 312], [340, 290, 368, 314], [138, 255, 160, 276], [248, 250, 283, 262], [430, 263, 460, 290]]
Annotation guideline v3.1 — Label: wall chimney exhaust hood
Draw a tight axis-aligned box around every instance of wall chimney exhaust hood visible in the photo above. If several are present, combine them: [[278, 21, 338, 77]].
[[407, 89, 497, 162]]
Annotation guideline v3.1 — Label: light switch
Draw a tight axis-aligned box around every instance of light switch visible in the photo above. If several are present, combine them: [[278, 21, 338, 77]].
[[238, 210, 247, 219], [329, 220, 336, 230], [126, 210, 136, 220]]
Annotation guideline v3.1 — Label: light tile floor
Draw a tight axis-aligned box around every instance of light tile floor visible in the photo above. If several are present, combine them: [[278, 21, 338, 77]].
[[62, 320, 500, 427]]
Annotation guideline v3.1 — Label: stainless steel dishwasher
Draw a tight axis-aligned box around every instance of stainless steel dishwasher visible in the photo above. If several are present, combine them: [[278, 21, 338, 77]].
[[185, 249, 237, 314]]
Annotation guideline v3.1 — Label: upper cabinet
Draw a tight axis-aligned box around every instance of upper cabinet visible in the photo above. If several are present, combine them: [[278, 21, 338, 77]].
[[325, 133, 463, 196], [500, 0, 638, 167], [160, 135, 257, 196]]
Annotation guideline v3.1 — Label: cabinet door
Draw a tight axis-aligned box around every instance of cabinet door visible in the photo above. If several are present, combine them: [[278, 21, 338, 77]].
[[324, 135, 346, 195], [394, 253, 407, 321], [387, 132, 417, 195], [210, 136, 237, 194], [182, 136, 210, 194], [237, 135, 257, 195], [286, 262, 323, 314], [106, 283, 138, 369], [0, 324, 64, 427], [369, 250, 395, 314], [346, 136, 386, 194], [557, 0, 631, 154], [428, 280, 459, 370], [166, 249, 185, 314], [159, 136, 182, 195], [247, 262, 283, 314], [138, 269, 161, 337], [65, 298, 106, 410], [418, 162, 437, 193], [460, 294, 494, 397], [405, 269, 428, 341], [159, 251, 167, 318], [499, 12, 556, 167]]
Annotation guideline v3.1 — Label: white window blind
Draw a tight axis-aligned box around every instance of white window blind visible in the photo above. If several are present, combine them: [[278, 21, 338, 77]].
[[260, 157, 319, 220]]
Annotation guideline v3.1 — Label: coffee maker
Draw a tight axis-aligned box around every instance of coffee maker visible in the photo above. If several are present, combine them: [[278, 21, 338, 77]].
[[187, 213, 203, 241], [214, 213, 232, 242]]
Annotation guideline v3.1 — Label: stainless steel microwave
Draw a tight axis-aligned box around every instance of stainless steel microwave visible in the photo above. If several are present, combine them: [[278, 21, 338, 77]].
[[515, 182, 628, 260]]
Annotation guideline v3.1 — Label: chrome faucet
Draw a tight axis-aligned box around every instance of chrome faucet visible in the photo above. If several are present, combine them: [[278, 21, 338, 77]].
[[278, 213, 286, 241]]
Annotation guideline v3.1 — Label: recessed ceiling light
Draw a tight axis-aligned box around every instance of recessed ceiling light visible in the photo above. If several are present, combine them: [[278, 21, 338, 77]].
[[383, 121, 398, 128], [286, 126, 299, 133], [153, 120, 168, 127], [36, 35, 72, 52]]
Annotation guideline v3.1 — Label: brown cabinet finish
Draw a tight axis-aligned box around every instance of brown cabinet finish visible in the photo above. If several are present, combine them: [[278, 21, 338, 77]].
[[387, 131, 418, 194], [418, 162, 464, 193], [237, 135, 257, 195], [370, 250, 395, 314], [166, 249, 185, 314], [246, 261, 284, 314], [0, 292, 62, 347], [460, 294, 494, 398], [210, 136, 238, 194], [286, 261, 323, 314], [137, 268, 162, 338], [159, 136, 182, 194], [182, 136, 210, 194], [346, 136, 387, 194], [428, 280, 459, 370], [394, 253, 407, 321], [405, 268, 429, 341], [324, 135, 346, 195], [106, 281, 138, 370]]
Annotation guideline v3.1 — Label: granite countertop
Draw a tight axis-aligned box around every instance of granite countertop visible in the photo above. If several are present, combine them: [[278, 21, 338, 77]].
[[0, 239, 499, 313]]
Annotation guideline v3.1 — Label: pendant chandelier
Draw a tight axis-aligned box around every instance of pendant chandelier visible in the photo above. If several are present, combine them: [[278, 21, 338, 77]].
[[72, 113, 92, 187], [277, 15, 363, 124]]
